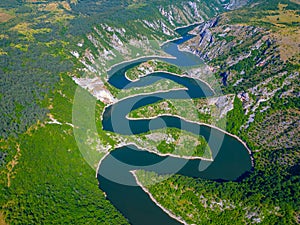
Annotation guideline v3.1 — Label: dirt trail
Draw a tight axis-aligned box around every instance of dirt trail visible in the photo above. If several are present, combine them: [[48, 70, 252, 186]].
[[6, 143, 21, 188]]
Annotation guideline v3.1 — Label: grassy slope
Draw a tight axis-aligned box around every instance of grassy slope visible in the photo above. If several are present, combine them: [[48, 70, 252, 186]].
[[0, 76, 128, 224], [0, 1, 224, 223], [134, 1, 300, 224], [125, 60, 183, 80], [1, 0, 298, 224], [0, 3, 127, 223], [224, 0, 300, 63]]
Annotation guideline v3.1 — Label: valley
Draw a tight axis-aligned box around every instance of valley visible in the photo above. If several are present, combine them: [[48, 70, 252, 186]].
[[0, 0, 299, 224]]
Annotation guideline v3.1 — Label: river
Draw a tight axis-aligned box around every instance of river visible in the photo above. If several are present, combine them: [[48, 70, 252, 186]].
[[97, 24, 252, 225]]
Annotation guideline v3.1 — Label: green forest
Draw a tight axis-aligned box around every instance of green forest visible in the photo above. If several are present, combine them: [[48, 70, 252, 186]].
[[0, 0, 299, 224]]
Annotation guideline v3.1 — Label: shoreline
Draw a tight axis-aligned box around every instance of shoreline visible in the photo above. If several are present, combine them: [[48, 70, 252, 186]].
[[95, 151, 111, 178], [119, 69, 216, 101], [95, 20, 254, 225], [174, 21, 203, 31], [106, 55, 176, 77], [126, 113, 254, 167], [115, 142, 213, 161], [100, 87, 188, 125], [130, 170, 188, 225], [101, 71, 253, 167], [173, 72, 216, 95], [124, 68, 216, 96], [159, 36, 183, 47], [117, 87, 188, 102], [159, 21, 203, 47], [106, 21, 204, 78], [95, 139, 214, 179]]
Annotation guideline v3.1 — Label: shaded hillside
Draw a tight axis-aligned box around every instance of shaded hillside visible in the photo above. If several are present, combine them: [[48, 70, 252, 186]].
[[0, 0, 299, 224], [0, 0, 227, 139], [136, 1, 299, 224], [182, 0, 299, 148], [0, 1, 232, 224]]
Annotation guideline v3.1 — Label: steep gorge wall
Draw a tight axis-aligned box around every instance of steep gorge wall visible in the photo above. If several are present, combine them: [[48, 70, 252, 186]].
[[71, 0, 238, 75]]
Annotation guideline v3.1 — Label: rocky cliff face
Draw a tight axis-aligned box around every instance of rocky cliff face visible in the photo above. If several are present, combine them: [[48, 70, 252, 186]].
[[196, 17, 219, 50], [180, 2, 299, 149], [182, 18, 271, 60], [71, 1, 232, 104], [72, 0, 254, 77], [224, 0, 251, 9], [179, 17, 220, 60], [181, 16, 280, 87], [72, 1, 230, 76]]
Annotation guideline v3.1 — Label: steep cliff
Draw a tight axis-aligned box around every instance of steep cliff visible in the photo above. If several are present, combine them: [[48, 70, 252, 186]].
[[182, 0, 300, 151], [71, 0, 228, 75]]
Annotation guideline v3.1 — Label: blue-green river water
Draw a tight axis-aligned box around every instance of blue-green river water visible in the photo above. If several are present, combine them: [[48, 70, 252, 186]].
[[98, 25, 252, 225]]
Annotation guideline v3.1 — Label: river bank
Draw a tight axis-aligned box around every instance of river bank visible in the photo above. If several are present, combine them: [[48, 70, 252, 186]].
[[126, 113, 254, 167], [131, 170, 188, 225], [96, 22, 253, 225]]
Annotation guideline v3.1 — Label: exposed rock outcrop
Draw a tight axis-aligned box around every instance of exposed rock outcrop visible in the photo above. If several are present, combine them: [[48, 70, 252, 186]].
[[223, 0, 251, 10], [72, 77, 115, 104]]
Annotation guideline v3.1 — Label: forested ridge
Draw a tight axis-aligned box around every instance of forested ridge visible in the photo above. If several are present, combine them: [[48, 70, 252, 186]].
[[0, 0, 299, 224], [0, 0, 227, 224], [135, 1, 300, 224], [0, 0, 225, 139]]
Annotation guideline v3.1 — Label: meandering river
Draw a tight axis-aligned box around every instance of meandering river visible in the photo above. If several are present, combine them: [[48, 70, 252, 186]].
[[97, 25, 252, 225]]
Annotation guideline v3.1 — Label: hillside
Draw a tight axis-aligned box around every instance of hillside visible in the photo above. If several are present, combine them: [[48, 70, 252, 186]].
[[0, 0, 299, 224], [0, 1, 232, 224], [181, 0, 299, 150], [135, 1, 300, 224]]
